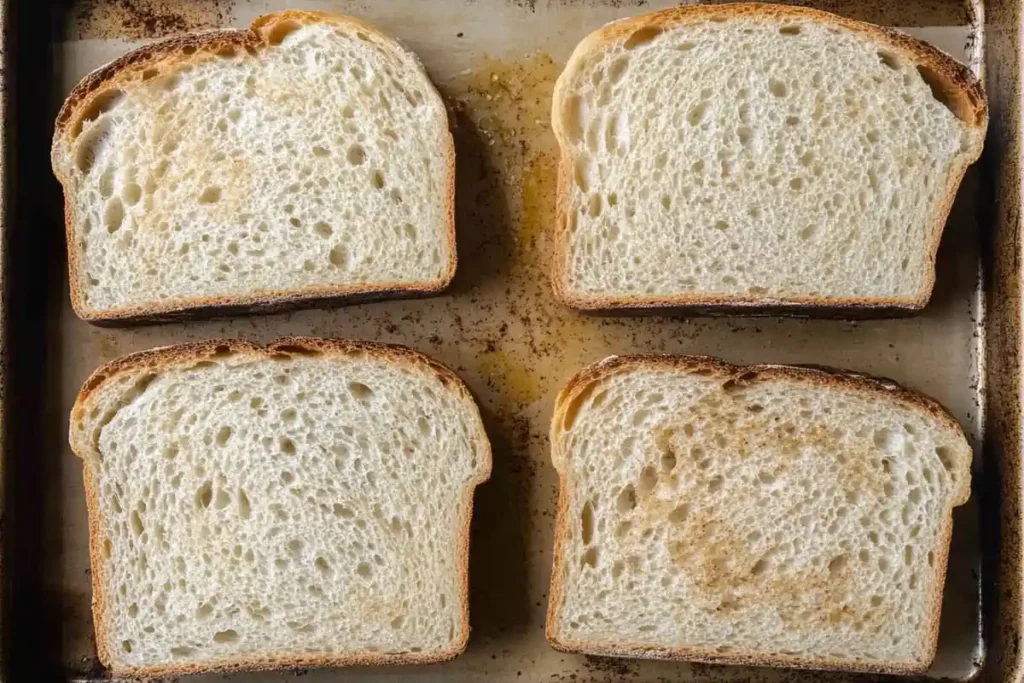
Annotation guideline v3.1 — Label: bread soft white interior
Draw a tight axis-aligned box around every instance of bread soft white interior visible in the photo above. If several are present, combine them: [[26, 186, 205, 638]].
[[552, 5, 985, 308], [52, 12, 453, 319], [548, 356, 972, 672], [70, 340, 490, 675]]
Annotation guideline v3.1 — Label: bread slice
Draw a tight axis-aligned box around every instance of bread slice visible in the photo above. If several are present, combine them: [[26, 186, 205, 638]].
[[52, 11, 455, 323], [69, 338, 491, 677], [547, 355, 972, 674], [551, 3, 987, 312]]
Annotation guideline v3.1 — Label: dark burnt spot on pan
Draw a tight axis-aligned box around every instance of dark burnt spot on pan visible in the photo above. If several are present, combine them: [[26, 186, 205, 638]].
[[69, 0, 235, 41], [583, 655, 641, 677]]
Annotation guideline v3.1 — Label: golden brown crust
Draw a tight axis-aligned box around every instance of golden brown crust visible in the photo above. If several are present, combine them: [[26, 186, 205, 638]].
[[550, 2, 988, 313], [53, 11, 457, 324], [70, 337, 491, 678], [545, 354, 972, 674]]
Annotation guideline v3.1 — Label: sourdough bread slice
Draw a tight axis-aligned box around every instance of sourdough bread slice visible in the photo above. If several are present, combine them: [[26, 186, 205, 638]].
[[53, 11, 455, 323], [547, 355, 972, 674], [69, 338, 491, 677], [551, 3, 987, 312]]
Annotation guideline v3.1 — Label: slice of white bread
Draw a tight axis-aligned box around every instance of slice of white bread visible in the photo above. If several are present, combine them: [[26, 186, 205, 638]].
[[69, 338, 491, 677], [551, 3, 987, 312], [52, 11, 455, 323], [547, 355, 972, 674]]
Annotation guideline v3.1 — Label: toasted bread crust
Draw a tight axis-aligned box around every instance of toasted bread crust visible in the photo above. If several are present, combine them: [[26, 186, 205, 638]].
[[550, 3, 988, 313], [546, 354, 972, 674], [53, 11, 457, 325], [70, 338, 492, 677]]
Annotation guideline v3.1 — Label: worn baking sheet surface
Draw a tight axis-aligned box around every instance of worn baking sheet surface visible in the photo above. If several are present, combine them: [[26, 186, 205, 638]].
[[50, 1, 985, 680]]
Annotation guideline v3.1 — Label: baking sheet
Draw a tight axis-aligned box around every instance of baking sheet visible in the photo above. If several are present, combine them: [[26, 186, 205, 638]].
[[30, 0, 1000, 680]]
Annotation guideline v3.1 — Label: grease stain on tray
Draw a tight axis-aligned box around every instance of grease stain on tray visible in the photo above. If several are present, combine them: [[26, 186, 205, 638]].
[[445, 53, 560, 278], [68, 0, 234, 40]]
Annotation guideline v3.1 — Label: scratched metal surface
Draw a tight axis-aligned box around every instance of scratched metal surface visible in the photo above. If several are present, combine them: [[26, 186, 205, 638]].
[[34, 0, 1006, 680]]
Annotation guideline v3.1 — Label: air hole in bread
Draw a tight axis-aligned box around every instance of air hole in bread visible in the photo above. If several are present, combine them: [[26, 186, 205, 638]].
[[660, 449, 677, 473], [161, 73, 182, 92], [346, 144, 366, 166], [215, 426, 233, 446], [195, 481, 213, 509], [878, 50, 901, 70], [573, 155, 594, 192], [161, 136, 180, 155], [616, 485, 637, 513], [73, 89, 124, 139], [119, 182, 142, 206], [608, 56, 629, 83], [103, 197, 125, 233], [828, 553, 848, 573], [74, 121, 112, 175], [237, 489, 250, 519], [328, 245, 348, 268], [624, 26, 663, 50], [580, 500, 595, 544], [357, 561, 373, 578], [370, 170, 386, 189], [279, 437, 296, 456], [687, 102, 707, 126], [582, 547, 599, 568], [768, 78, 788, 98], [561, 95, 584, 144], [266, 19, 302, 46], [213, 629, 238, 643], [916, 64, 969, 123], [213, 489, 230, 509], [668, 504, 689, 524], [779, 25, 802, 36], [934, 446, 955, 474], [348, 382, 374, 401]]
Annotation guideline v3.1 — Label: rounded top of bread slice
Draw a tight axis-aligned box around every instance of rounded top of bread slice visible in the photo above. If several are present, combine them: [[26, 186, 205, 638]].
[[550, 3, 987, 311], [53, 11, 455, 322]]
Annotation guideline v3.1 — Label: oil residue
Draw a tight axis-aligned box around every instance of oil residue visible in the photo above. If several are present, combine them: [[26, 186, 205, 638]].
[[441, 53, 568, 407], [444, 53, 560, 277]]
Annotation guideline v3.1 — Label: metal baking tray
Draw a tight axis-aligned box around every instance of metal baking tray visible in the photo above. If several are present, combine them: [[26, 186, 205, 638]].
[[3, 0, 1020, 680]]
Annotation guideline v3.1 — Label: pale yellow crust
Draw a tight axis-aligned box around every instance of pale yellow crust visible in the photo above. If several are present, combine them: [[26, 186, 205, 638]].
[[69, 338, 492, 678], [52, 11, 457, 325], [545, 354, 972, 675], [550, 2, 988, 313]]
